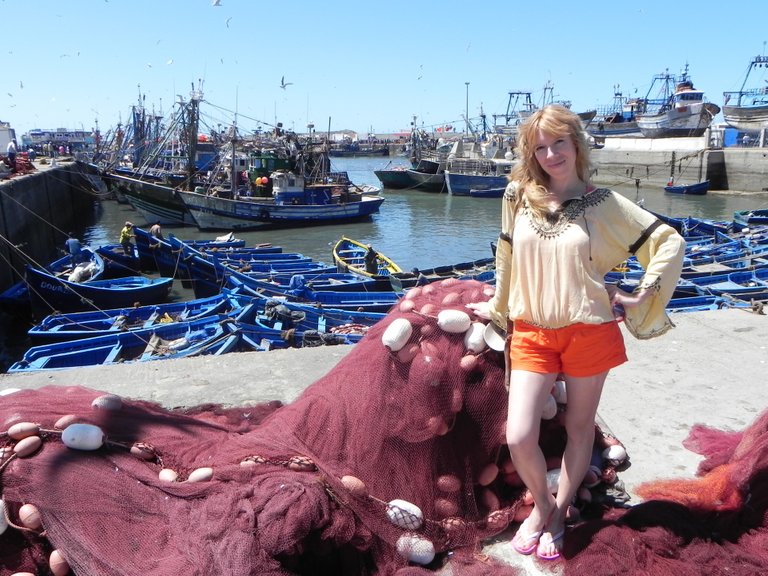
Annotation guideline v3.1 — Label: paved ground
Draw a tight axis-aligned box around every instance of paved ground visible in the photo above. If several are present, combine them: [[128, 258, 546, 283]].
[[2, 307, 767, 573]]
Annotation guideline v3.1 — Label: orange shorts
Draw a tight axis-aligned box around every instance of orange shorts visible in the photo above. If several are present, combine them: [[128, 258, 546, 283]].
[[509, 320, 627, 377]]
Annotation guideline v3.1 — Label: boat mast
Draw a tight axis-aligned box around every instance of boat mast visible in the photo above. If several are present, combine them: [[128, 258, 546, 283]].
[[738, 55, 768, 106], [230, 120, 238, 193], [186, 83, 203, 190]]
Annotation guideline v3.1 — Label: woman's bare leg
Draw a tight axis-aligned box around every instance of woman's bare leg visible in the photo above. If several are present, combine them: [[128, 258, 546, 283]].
[[538, 370, 608, 558], [506, 369, 559, 540]]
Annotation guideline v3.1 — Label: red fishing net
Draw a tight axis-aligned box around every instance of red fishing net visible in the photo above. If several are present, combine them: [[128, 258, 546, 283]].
[[1, 278, 763, 575]]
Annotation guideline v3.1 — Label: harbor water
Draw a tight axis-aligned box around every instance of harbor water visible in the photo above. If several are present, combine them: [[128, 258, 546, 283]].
[[82, 156, 768, 272]]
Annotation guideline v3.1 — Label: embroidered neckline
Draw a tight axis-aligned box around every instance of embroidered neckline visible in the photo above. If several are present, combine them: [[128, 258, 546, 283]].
[[508, 187, 612, 239]]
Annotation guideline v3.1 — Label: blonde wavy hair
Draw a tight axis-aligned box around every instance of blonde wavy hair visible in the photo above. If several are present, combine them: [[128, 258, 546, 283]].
[[509, 104, 592, 218]]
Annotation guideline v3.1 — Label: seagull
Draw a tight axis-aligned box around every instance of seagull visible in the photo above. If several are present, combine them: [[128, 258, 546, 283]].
[[212, 0, 221, 5], [226, 17, 232, 28], [19, 81, 23, 89], [279, 76, 293, 90]]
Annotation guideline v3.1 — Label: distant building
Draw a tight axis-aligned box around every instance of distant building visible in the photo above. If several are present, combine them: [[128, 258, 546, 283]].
[[21, 127, 97, 149], [0, 121, 16, 151]]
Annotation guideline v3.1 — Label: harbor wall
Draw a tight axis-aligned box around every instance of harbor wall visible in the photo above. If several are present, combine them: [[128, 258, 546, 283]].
[[0, 162, 96, 291], [720, 148, 768, 192], [590, 136, 768, 192]]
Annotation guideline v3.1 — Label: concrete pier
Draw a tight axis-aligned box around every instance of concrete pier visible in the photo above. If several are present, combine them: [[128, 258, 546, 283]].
[[1, 307, 766, 574]]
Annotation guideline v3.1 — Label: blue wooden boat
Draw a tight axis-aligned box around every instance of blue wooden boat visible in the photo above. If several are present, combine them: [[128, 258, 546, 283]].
[[224, 278, 386, 329], [196, 257, 400, 312], [445, 171, 509, 197], [2, 247, 100, 307], [96, 243, 141, 276], [232, 301, 370, 346], [25, 265, 174, 315], [214, 253, 316, 267], [332, 236, 403, 279], [650, 211, 731, 237], [28, 246, 105, 283], [284, 284, 401, 313], [332, 235, 497, 291], [666, 295, 749, 312], [8, 315, 270, 373], [183, 253, 373, 299], [690, 267, 768, 301], [682, 253, 768, 280], [607, 254, 768, 284], [133, 227, 252, 274], [174, 246, 338, 299], [27, 292, 242, 342], [664, 180, 709, 195], [220, 261, 385, 291], [2, 247, 106, 309], [733, 209, 768, 229], [614, 277, 706, 300]]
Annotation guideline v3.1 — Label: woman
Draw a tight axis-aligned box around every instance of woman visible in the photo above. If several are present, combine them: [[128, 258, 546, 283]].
[[468, 105, 685, 561]]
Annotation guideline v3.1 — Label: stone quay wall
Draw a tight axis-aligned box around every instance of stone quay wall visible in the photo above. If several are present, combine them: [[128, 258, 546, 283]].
[[0, 162, 96, 291], [590, 137, 768, 192]]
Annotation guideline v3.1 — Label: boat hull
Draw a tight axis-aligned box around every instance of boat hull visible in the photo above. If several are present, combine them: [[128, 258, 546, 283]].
[[734, 209, 768, 228], [28, 292, 238, 342], [10, 316, 245, 372], [404, 169, 445, 192], [664, 180, 709, 195], [722, 104, 768, 132], [178, 190, 384, 231], [587, 121, 641, 137], [444, 171, 508, 196], [105, 172, 196, 226], [636, 103, 719, 138], [373, 169, 416, 189], [25, 266, 174, 314]]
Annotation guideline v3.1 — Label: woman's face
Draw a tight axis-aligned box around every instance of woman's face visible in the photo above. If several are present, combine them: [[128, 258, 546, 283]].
[[532, 129, 577, 181]]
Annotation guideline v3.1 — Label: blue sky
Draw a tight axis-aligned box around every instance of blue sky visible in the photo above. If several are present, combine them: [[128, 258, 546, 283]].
[[2, 0, 767, 139]]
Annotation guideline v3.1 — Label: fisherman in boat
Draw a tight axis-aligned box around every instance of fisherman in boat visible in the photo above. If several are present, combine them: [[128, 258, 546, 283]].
[[149, 221, 164, 241], [119, 221, 135, 255], [364, 244, 379, 275], [65, 232, 83, 266]]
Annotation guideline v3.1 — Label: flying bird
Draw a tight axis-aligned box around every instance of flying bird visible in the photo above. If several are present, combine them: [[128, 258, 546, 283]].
[[279, 76, 293, 90], [19, 81, 23, 89], [212, 0, 222, 5], [226, 17, 232, 28]]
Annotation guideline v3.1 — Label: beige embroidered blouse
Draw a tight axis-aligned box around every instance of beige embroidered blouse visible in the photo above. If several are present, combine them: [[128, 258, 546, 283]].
[[488, 184, 686, 339]]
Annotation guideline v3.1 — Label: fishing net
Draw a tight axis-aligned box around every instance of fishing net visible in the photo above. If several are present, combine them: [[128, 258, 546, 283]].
[[2, 278, 763, 575]]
